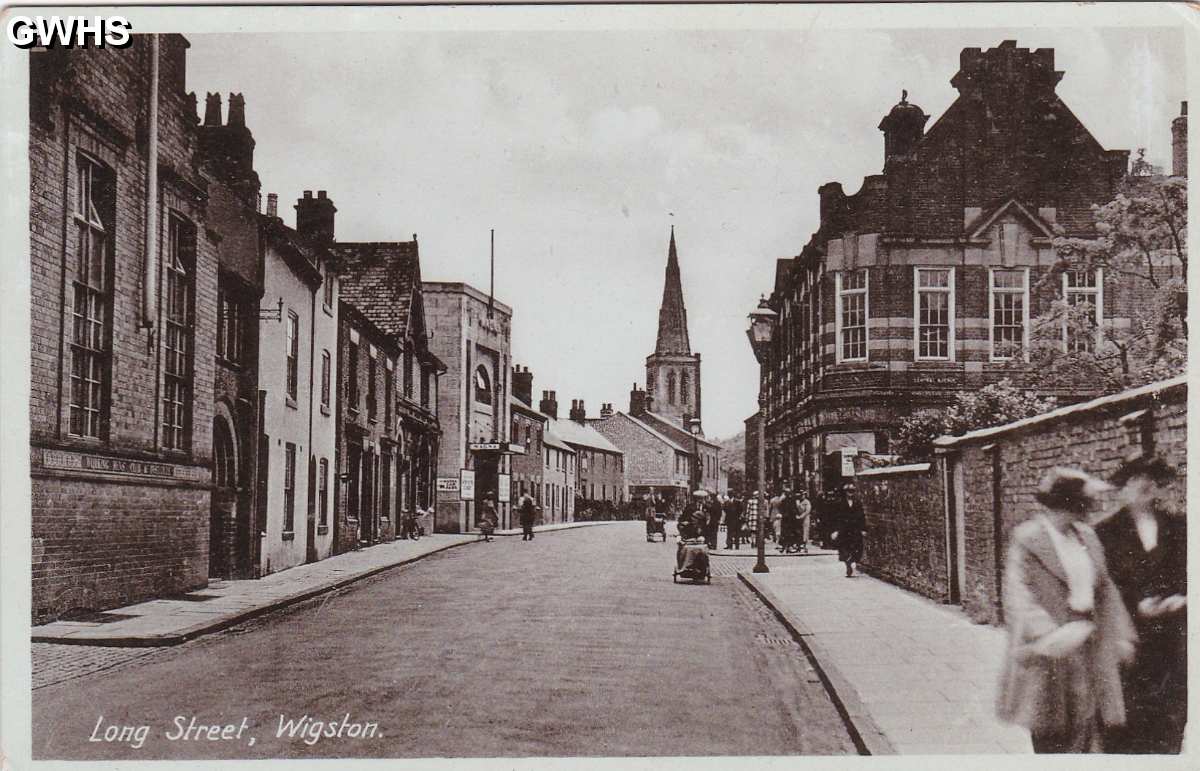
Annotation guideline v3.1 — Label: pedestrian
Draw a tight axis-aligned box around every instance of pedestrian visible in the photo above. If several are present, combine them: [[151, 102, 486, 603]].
[[518, 491, 538, 541], [777, 487, 798, 553], [1095, 456, 1186, 754], [996, 467, 1136, 754], [832, 483, 865, 576], [767, 486, 784, 543], [745, 492, 760, 544], [704, 493, 722, 550], [795, 488, 812, 553], [724, 495, 743, 550], [479, 492, 498, 542]]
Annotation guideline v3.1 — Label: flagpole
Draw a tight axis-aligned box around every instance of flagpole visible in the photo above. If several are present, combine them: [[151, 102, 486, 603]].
[[488, 228, 495, 318]]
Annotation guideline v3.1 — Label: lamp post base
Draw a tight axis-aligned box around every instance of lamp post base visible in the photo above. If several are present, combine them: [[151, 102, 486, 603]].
[[752, 562, 770, 574]]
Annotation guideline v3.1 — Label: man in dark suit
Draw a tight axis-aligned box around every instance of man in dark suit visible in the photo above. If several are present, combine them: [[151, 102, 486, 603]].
[[724, 495, 743, 550], [834, 483, 866, 577], [1096, 456, 1187, 754], [518, 491, 538, 541]]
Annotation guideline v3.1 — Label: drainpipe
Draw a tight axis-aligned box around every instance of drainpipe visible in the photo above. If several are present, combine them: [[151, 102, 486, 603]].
[[141, 34, 160, 330]]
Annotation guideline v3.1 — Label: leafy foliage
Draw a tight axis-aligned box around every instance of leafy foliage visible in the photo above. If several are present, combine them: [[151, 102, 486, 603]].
[[894, 379, 1058, 462], [1025, 161, 1187, 391]]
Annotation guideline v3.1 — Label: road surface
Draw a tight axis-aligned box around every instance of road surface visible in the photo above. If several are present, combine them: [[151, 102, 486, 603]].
[[33, 522, 857, 759]]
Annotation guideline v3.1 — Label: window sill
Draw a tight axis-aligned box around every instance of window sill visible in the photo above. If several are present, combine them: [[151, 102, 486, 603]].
[[368, 416, 378, 424], [216, 357, 243, 371], [317, 524, 329, 535], [320, 404, 331, 417], [282, 531, 295, 541], [285, 396, 298, 410]]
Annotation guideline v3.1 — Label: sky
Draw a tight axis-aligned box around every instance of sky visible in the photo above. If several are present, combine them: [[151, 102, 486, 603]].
[[186, 22, 1185, 439]]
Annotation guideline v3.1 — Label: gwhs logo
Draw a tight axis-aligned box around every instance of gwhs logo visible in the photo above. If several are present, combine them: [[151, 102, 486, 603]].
[[7, 16, 133, 49]]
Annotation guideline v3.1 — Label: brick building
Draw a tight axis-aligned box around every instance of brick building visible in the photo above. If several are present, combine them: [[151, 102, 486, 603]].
[[594, 398, 692, 508], [29, 37, 219, 620], [557, 399, 625, 508], [539, 400, 577, 525], [424, 282, 517, 533], [758, 41, 1140, 495], [331, 234, 443, 549], [509, 366, 546, 521], [197, 92, 264, 579]]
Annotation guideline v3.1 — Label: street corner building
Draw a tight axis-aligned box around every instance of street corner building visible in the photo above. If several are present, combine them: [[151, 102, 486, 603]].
[[754, 40, 1181, 494], [423, 282, 516, 534], [594, 227, 720, 505], [28, 37, 221, 621]]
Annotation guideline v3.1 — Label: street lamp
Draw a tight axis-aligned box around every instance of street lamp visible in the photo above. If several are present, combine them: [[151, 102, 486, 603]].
[[746, 296, 778, 574]]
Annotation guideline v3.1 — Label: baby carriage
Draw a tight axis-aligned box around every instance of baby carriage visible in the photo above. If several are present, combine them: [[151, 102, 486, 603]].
[[646, 513, 668, 542], [673, 537, 711, 584]]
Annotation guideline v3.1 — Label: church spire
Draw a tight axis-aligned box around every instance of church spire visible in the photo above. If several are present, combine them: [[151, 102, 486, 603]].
[[655, 226, 691, 355]]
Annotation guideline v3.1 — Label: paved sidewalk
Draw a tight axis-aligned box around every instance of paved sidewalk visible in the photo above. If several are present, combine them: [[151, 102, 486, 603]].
[[32, 535, 474, 647], [741, 556, 1033, 755], [32, 520, 615, 647]]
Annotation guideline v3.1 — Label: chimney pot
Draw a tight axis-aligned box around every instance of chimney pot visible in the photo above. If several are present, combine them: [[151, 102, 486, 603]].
[[317, 190, 327, 199], [266, 193, 278, 218]]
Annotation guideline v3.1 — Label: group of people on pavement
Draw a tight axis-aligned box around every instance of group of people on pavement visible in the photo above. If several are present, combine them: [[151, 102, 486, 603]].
[[651, 483, 868, 577], [997, 457, 1186, 755], [473, 491, 541, 542]]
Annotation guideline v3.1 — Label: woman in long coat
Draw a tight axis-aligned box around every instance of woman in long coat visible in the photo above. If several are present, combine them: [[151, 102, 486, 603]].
[[996, 467, 1136, 753]]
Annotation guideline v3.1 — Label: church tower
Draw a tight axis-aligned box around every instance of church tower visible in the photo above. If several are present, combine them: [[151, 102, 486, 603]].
[[645, 227, 703, 433]]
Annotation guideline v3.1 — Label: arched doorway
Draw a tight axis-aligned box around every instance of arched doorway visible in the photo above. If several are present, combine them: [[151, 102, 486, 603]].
[[211, 414, 238, 578]]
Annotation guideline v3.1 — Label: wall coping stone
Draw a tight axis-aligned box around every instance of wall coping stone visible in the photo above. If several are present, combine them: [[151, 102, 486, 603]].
[[933, 375, 1187, 450], [857, 462, 931, 477]]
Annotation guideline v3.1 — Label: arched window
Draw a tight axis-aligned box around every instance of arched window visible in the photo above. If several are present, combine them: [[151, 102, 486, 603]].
[[474, 365, 492, 405], [213, 416, 237, 488], [680, 370, 690, 405], [667, 370, 676, 405]]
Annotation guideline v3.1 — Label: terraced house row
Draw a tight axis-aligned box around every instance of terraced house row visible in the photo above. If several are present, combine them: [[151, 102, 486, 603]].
[[751, 40, 1185, 493], [28, 37, 444, 622]]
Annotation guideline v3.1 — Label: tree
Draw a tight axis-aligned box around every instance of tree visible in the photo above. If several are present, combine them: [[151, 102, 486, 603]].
[[893, 379, 1058, 462], [1024, 158, 1187, 392]]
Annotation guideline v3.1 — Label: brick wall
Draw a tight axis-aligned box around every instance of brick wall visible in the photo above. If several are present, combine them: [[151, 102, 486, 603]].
[[29, 38, 219, 620], [939, 377, 1186, 625], [31, 477, 209, 623], [856, 464, 949, 602]]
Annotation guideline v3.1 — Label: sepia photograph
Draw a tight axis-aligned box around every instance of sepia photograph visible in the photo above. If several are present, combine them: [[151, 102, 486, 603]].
[[1, 2, 1194, 767]]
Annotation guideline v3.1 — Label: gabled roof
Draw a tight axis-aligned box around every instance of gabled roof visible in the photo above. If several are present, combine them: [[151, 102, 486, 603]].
[[639, 410, 720, 451], [260, 215, 326, 287], [546, 415, 622, 454], [965, 198, 1056, 239], [510, 393, 547, 422], [609, 412, 689, 453], [541, 421, 575, 453], [332, 241, 421, 341]]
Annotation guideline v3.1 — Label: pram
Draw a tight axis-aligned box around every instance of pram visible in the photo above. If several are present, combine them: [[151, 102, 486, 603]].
[[646, 513, 668, 542], [673, 537, 711, 584]]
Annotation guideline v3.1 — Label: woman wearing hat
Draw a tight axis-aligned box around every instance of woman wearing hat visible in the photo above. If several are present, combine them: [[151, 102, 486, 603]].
[[996, 467, 1136, 753], [1095, 456, 1187, 754]]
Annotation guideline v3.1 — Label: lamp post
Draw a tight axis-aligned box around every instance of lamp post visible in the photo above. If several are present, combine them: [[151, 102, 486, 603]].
[[746, 296, 777, 574]]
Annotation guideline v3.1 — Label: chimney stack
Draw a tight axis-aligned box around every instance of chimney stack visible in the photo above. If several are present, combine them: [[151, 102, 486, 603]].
[[512, 365, 533, 406], [629, 384, 648, 416], [1173, 100, 1188, 178], [295, 190, 337, 243], [266, 193, 278, 219], [569, 399, 587, 423], [197, 92, 259, 207], [203, 92, 222, 126], [539, 390, 558, 420], [599, 403, 614, 419], [226, 93, 246, 127]]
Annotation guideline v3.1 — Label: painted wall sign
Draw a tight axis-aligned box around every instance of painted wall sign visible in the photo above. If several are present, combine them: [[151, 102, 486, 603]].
[[436, 477, 460, 493]]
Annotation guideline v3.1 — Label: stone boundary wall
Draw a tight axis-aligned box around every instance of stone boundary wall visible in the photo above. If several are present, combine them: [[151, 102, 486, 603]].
[[936, 376, 1186, 625], [856, 463, 950, 603]]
